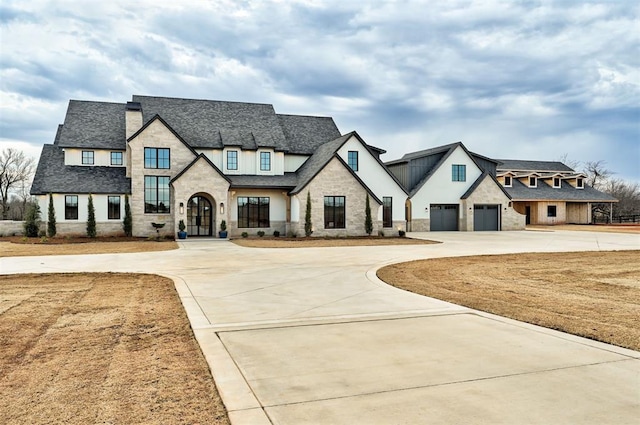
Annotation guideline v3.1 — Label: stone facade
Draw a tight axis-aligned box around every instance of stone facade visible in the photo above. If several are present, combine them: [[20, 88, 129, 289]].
[[292, 158, 382, 237], [462, 176, 525, 231]]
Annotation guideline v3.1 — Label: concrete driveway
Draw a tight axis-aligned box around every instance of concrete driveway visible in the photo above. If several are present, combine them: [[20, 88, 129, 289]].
[[2, 229, 639, 424]]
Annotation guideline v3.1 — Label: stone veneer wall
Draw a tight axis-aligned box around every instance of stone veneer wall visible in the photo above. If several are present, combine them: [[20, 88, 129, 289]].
[[291, 158, 382, 237], [410, 219, 430, 232], [0, 221, 125, 237], [462, 177, 525, 231]]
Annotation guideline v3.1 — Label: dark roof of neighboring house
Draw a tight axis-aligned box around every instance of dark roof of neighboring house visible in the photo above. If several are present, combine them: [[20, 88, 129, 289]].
[[505, 178, 617, 202], [497, 159, 574, 173], [230, 173, 299, 189], [461, 172, 512, 200], [385, 142, 459, 165], [30, 144, 130, 195], [56, 101, 126, 149]]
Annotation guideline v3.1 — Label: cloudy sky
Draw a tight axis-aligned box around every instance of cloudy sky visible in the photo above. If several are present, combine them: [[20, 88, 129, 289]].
[[1, 0, 639, 182]]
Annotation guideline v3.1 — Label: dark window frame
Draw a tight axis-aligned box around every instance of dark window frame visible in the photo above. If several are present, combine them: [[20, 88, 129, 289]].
[[111, 151, 123, 166], [108, 196, 121, 220], [65, 195, 78, 220], [547, 205, 557, 217], [348, 151, 359, 171], [227, 150, 238, 170], [504, 176, 512, 187], [383, 197, 392, 228], [82, 151, 94, 165], [529, 176, 537, 187], [577, 178, 584, 188], [452, 164, 466, 182], [324, 196, 346, 229], [144, 147, 170, 169], [237, 197, 270, 228], [259, 152, 271, 171], [144, 176, 170, 214], [553, 177, 561, 188]]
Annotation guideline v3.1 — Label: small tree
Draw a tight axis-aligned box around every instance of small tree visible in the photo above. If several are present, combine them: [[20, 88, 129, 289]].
[[364, 194, 373, 235], [23, 202, 41, 237], [47, 193, 56, 237], [304, 191, 313, 237], [123, 194, 132, 236], [87, 194, 96, 238]]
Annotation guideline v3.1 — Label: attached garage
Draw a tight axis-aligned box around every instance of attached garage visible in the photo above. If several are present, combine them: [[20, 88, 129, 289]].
[[430, 204, 458, 231], [474, 204, 499, 231]]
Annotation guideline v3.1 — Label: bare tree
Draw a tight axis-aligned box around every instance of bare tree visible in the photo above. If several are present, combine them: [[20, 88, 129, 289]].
[[0, 148, 35, 220], [583, 160, 612, 189], [605, 179, 640, 217], [557, 153, 581, 171]]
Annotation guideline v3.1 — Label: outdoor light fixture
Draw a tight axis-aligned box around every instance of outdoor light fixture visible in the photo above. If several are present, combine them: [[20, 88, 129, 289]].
[[220, 202, 224, 214], [179, 202, 184, 214]]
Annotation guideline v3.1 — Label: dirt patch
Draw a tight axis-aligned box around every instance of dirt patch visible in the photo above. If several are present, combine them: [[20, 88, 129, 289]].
[[232, 236, 439, 248], [378, 251, 640, 351], [0, 273, 229, 425], [0, 237, 177, 257], [528, 224, 640, 234]]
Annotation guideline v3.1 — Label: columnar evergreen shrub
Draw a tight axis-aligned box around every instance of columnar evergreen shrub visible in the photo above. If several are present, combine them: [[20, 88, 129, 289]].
[[365, 195, 373, 235], [87, 194, 96, 238], [304, 191, 313, 237], [123, 194, 132, 236], [47, 193, 56, 237]]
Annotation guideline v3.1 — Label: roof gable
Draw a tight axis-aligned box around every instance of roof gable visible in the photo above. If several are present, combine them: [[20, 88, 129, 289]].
[[170, 153, 230, 185], [127, 114, 198, 156], [461, 172, 512, 200], [56, 100, 126, 150]]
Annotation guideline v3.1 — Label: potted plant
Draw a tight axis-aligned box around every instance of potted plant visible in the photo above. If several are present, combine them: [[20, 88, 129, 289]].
[[177, 219, 187, 239], [219, 219, 228, 238]]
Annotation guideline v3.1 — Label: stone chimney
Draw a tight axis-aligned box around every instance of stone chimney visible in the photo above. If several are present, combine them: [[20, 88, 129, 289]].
[[125, 101, 143, 139]]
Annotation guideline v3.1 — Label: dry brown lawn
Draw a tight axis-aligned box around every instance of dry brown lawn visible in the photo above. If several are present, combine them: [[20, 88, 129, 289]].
[[0, 273, 229, 425], [378, 251, 640, 351], [0, 237, 177, 257], [528, 224, 640, 234], [232, 236, 439, 248]]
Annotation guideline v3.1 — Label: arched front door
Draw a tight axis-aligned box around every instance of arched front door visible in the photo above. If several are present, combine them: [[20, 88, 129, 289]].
[[187, 195, 213, 236]]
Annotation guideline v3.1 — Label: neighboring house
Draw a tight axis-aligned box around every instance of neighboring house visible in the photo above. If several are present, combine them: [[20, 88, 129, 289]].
[[495, 159, 617, 225], [386, 142, 525, 231], [30, 96, 408, 238]]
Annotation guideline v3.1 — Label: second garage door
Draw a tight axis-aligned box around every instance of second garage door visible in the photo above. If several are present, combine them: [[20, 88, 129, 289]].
[[474, 204, 499, 231], [430, 204, 458, 231]]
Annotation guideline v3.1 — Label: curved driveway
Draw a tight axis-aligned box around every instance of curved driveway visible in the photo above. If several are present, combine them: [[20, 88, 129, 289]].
[[2, 230, 639, 424]]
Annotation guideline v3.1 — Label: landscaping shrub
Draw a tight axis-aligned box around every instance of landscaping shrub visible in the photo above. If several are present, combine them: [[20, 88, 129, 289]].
[[86, 194, 96, 238], [399, 230, 406, 237], [257, 230, 265, 237], [123, 194, 132, 237], [23, 203, 41, 237], [304, 191, 313, 237], [273, 230, 280, 237], [241, 232, 248, 238]]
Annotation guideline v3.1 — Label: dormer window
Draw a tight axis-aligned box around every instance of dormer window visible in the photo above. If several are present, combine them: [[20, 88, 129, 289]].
[[260, 152, 271, 171], [553, 177, 561, 188], [82, 151, 94, 165], [504, 176, 512, 187], [528, 176, 537, 187], [576, 178, 584, 189]]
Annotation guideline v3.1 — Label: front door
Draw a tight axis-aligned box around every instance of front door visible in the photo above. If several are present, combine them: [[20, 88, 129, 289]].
[[525, 206, 531, 225], [187, 196, 213, 236]]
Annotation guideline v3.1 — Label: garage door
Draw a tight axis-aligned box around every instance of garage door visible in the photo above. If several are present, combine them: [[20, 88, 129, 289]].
[[474, 204, 499, 231], [430, 204, 458, 231]]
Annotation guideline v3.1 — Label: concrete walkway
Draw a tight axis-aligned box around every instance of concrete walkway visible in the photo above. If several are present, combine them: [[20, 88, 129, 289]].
[[1, 230, 639, 424]]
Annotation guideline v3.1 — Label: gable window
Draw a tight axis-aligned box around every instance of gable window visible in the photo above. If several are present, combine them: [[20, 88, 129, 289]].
[[260, 152, 271, 171], [504, 176, 512, 187], [227, 150, 238, 170], [383, 197, 392, 228], [452, 164, 466, 182], [144, 176, 170, 213], [324, 196, 345, 229], [553, 177, 561, 188], [348, 151, 359, 171], [529, 176, 537, 187], [237, 197, 270, 228], [108, 196, 121, 219], [65, 195, 78, 220], [547, 205, 557, 217], [144, 147, 170, 169], [577, 178, 584, 189], [82, 151, 94, 165], [111, 152, 123, 166]]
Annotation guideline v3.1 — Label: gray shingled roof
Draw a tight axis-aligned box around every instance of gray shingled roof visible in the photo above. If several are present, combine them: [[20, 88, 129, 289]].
[[291, 134, 351, 194], [31, 145, 130, 195], [277, 114, 342, 155], [230, 173, 299, 189], [56, 100, 126, 149], [497, 159, 574, 173], [504, 178, 617, 202]]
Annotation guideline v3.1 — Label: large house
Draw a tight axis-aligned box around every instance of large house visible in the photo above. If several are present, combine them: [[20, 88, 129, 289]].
[[495, 159, 617, 225], [30, 96, 408, 238], [30, 95, 615, 237]]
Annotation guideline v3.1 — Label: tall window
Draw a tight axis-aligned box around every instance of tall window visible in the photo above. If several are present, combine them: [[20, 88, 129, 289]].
[[65, 195, 78, 220], [260, 152, 271, 171], [348, 151, 359, 171], [452, 164, 466, 181], [111, 152, 123, 166], [504, 176, 512, 187], [82, 151, 94, 165], [237, 197, 270, 228], [547, 205, 557, 217], [324, 196, 345, 229], [529, 176, 537, 187], [108, 196, 121, 219], [576, 178, 584, 188], [144, 148, 170, 169], [144, 176, 170, 213], [383, 197, 392, 228], [227, 150, 238, 170], [553, 177, 561, 188]]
